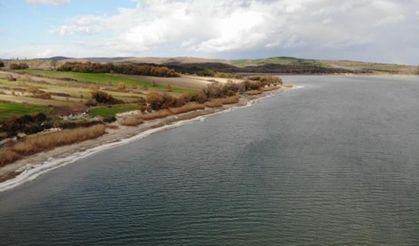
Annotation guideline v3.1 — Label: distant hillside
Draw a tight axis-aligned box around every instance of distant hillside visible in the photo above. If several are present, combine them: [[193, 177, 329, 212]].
[[2, 56, 418, 75], [232, 57, 419, 74]]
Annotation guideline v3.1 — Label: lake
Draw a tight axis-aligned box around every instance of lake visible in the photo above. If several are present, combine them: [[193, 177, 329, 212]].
[[1, 75, 419, 245]]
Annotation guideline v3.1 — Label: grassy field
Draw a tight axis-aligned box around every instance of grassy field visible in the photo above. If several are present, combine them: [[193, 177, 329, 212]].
[[230, 57, 419, 74], [0, 102, 48, 121], [88, 104, 139, 117], [231, 57, 323, 67], [24, 69, 192, 94]]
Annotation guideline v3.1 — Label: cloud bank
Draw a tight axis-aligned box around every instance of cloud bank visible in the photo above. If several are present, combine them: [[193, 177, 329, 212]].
[[8, 0, 419, 64]]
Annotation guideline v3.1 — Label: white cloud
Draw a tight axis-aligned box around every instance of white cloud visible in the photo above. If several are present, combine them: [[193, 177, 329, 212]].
[[8, 0, 419, 63], [26, 0, 69, 5], [53, 16, 105, 35], [54, 0, 415, 52]]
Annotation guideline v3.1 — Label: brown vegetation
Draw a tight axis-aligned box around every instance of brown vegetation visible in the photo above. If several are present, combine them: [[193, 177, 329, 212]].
[[1, 113, 51, 137], [141, 109, 172, 121], [120, 116, 144, 127], [205, 96, 240, 108], [205, 100, 223, 108], [91, 91, 123, 105], [10, 63, 29, 70], [246, 90, 262, 96], [168, 103, 205, 114], [0, 125, 106, 167]]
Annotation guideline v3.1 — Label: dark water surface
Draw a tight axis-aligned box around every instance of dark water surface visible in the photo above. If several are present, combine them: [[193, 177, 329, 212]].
[[1, 75, 419, 245]]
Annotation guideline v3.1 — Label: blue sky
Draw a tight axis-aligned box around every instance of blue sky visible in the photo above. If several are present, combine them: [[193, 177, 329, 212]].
[[1, 0, 418, 65]]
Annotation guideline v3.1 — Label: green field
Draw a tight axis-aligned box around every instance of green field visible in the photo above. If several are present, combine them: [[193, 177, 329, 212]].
[[25, 69, 192, 94], [88, 104, 139, 118], [231, 57, 323, 67], [0, 102, 48, 121], [231, 57, 419, 74]]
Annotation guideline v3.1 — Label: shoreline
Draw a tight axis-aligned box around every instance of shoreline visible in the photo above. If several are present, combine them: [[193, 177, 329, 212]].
[[0, 86, 297, 193]]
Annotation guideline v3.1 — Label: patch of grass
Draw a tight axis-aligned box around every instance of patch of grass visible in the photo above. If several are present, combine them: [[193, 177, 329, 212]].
[[89, 104, 139, 118], [25, 69, 192, 94], [0, 102, 48, 121]]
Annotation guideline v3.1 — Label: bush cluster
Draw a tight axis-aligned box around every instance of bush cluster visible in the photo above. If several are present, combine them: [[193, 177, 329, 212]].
[[195, 69, 243, 79], [91, 91, 123, 105], [143, 76, 282, 111], [249, 76, 283, 86], [0, 60, 4, 68], [58, 62, 180, 77], [1, 113, 51, 137], [10, 63, 29, 70]]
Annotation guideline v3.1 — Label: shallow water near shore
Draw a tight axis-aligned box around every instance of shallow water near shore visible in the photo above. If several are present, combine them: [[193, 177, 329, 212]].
[[1, 75, 419, 245]]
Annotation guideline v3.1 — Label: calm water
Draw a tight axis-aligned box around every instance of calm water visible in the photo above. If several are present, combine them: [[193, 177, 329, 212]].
[[1, 75, 419, 245]]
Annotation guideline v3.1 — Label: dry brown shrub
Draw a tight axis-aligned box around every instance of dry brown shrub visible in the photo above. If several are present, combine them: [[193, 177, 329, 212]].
[[246, 90, 262, 96], [0, 149, 20, 167], [219, 96, 240, 105], [11, 125, 107, 156], [205, 100, 223, 108], [169, 103, 205, 114], [141, 109, 172, 121], [0, 125, 107, 167], [120, 116, 144, 127], [106, 124, 119, 129]]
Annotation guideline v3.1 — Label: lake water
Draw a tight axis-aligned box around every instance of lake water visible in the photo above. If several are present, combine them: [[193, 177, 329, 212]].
[[1, 75, 419, 245]]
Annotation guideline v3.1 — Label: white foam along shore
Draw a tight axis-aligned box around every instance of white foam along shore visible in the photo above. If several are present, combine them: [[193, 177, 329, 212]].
[[0, 87, 296, 193]]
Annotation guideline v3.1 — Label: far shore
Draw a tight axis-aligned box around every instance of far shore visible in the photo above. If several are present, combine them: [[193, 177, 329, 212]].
[[0, 85, 297, 192]]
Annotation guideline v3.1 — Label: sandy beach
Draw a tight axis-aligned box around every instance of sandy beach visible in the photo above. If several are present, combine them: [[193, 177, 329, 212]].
[[0, 86, 295, 192]]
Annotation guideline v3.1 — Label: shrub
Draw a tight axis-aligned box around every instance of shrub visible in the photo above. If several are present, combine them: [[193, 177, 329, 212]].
[[146, 92, 182, 110], [190, 91, 208, 104], [203, 82, 225, 98], [243, 80, 262, 90], [0, 125, 106, 167], [205, 96, 240, 107], [141, 109, 172, 121], [146, 92, 165, 110], [103, 116, 117, 123], [249, 76, 283, 86], [91, 91, 123, 105], [0, 149, 20, 167], [219, 95, 240, 104], [57, 121, 100, 129], [205, 100, 223, 108], [1, 113, 50, 137], [120, 116, 143, 126], [246, 90, 262, 96], [10, 63, 29, 70], [0, 60, 4, 68], [169, 103, 205, 114]]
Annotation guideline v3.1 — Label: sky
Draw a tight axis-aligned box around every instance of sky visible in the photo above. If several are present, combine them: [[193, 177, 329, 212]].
[[0, 0, 418, 64]]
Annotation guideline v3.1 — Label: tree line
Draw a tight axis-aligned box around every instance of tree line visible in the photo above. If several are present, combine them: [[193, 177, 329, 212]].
[[145, 76, 282, 111], [58, 62, 180, 77], [86, 75, 282, 112]]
